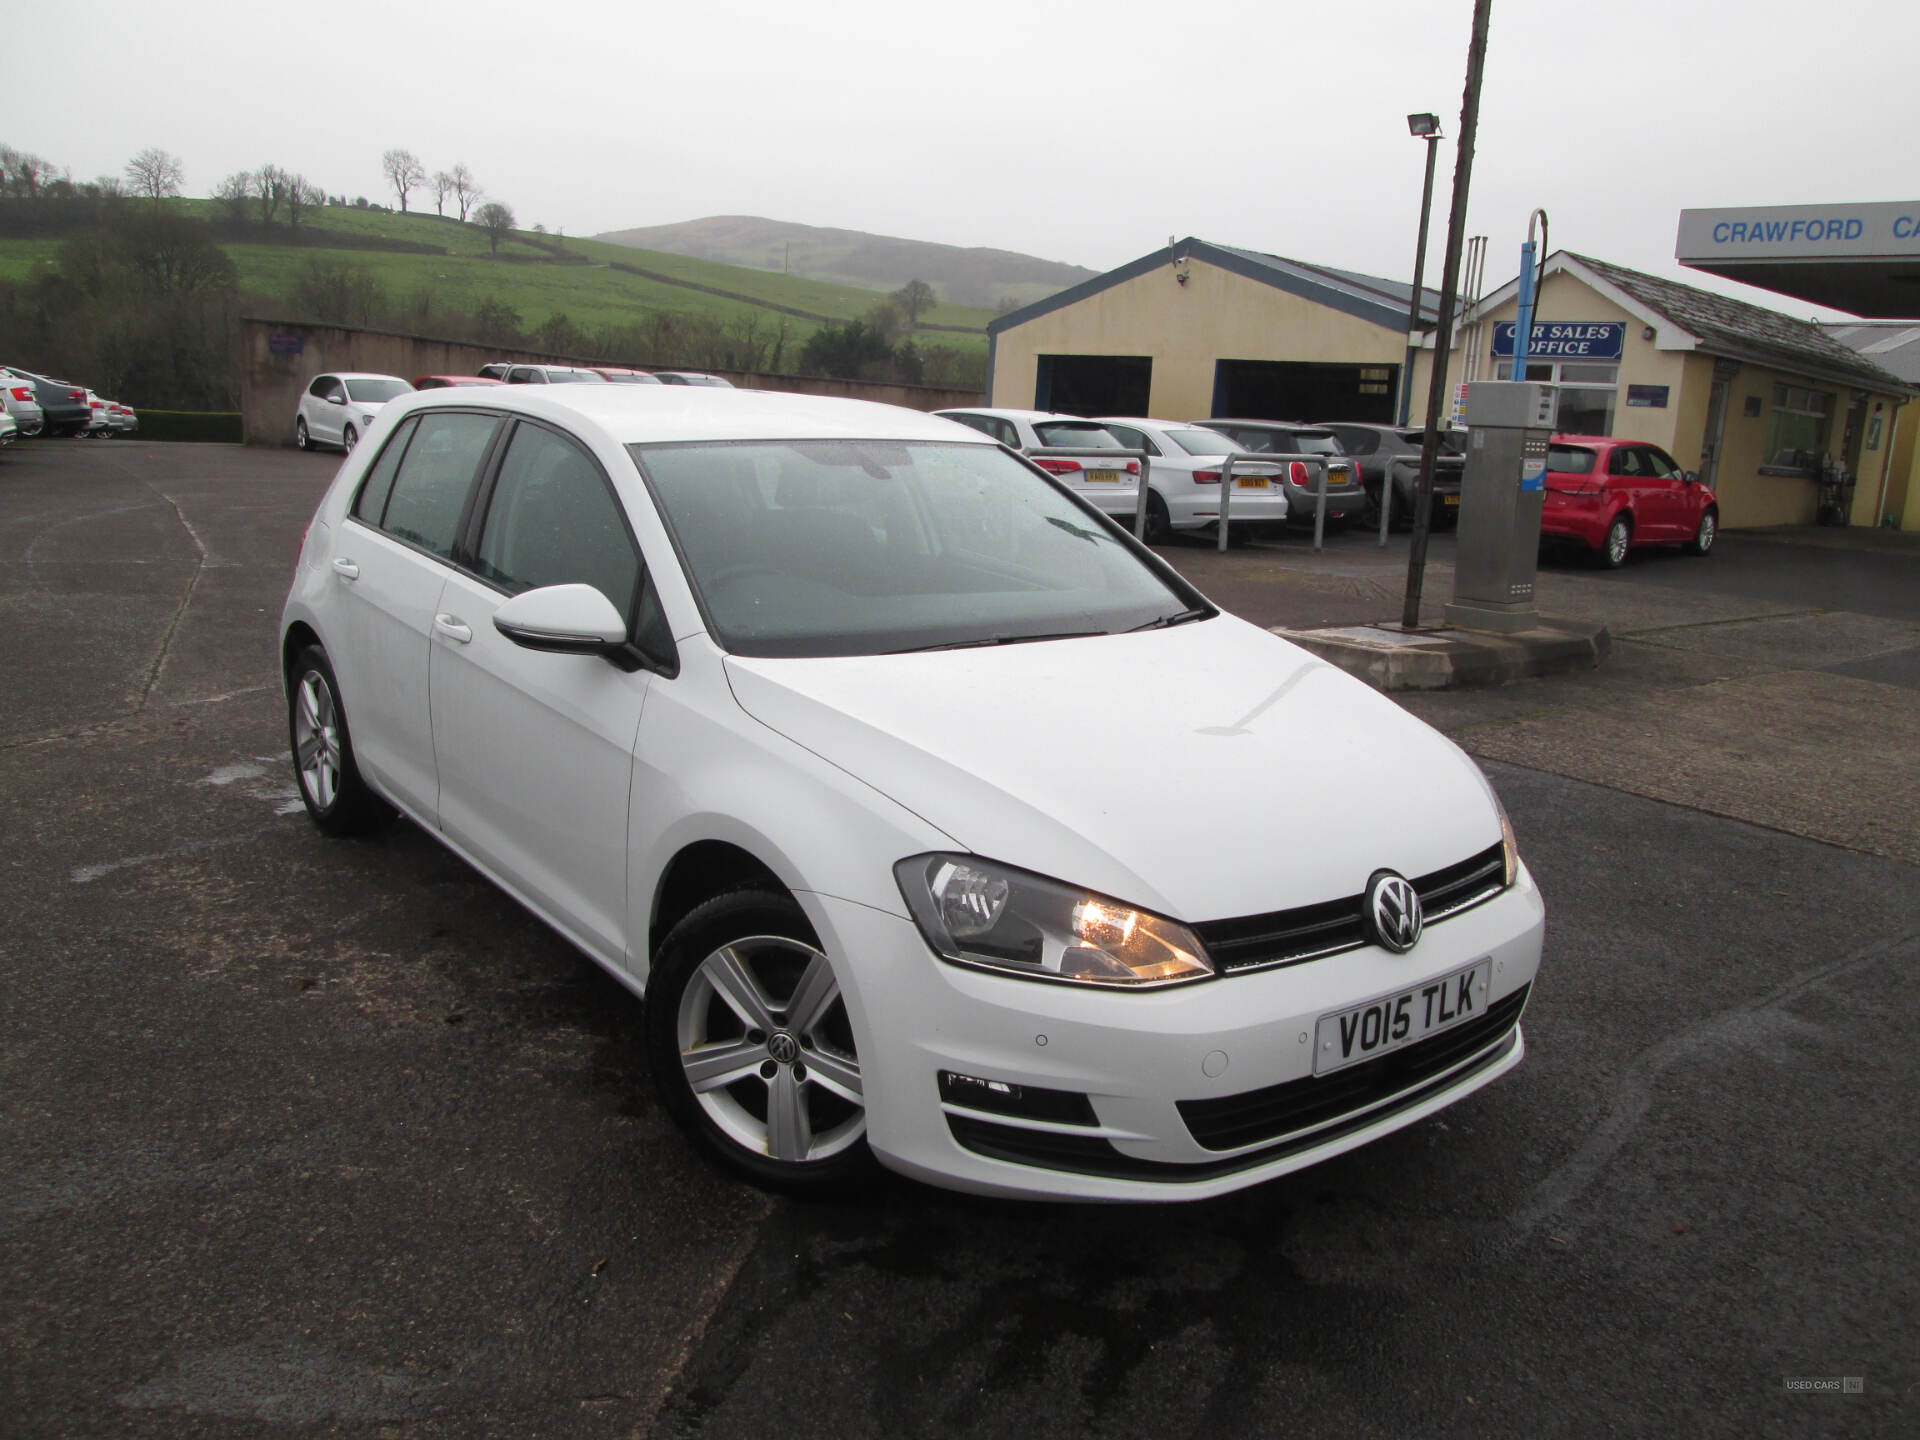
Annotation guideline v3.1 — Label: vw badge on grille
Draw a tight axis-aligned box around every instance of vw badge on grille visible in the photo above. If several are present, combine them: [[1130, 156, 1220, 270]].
[[1365, 872, 1423, 953]]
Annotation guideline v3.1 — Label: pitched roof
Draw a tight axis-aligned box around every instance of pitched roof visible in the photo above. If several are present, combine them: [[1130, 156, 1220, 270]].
[[988, 238, 1435, 337], [1820, 322, 1920, 384], [1566, 252, 1909, 394]]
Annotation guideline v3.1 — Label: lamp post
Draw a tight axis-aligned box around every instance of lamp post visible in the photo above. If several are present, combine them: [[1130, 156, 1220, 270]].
[[1396, 113, 1443, 429]]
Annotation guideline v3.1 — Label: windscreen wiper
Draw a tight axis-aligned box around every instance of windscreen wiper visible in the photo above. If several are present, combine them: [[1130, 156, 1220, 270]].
[[1126, 608, 1211, 632], [889, 629, 1111, 654]]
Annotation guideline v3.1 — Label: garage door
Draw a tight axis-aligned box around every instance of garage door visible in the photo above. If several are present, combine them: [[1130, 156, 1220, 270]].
[[1034, 356, 1152, 417]]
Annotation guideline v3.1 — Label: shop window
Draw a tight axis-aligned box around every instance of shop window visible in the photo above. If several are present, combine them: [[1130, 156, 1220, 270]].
[[1494, 360, 1618, 434], [1762, 384, 1832, 474]]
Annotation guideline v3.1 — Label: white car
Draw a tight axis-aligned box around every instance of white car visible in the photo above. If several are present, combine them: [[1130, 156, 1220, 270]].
[[0, 409, 16, 447], [280, 385, 1544, 1201], [295, 372, 413, 453], [0, 369, 46, 436], [80, 391, 112, 438], [1095, 416, 1292, 541], [933, 407, 1151, 527]]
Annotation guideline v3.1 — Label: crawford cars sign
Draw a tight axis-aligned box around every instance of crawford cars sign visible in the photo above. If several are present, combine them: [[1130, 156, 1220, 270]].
[[1677, 201, 1920, 260]]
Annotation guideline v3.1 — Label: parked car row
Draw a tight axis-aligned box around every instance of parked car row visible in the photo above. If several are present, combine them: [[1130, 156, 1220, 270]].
[[0, 365, 139, 441], [295, 364, 739, 452]]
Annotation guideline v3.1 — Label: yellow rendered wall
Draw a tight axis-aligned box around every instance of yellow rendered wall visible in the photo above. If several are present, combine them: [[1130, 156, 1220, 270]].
[[1860, 398, 1914, 528], [989, 257, 1409, 421]]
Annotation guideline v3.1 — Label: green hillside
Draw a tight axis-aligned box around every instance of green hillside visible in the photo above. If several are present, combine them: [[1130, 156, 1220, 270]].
[[0, 200, 996, 359]]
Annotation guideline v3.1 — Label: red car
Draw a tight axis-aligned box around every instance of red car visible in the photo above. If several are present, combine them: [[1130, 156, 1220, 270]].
[[1540, 435, 1718, 567], [412, 375, 505, 389]]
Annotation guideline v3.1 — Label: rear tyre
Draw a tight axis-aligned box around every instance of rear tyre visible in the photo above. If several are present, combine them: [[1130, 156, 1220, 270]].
[[341, 423, 358, 454], [287, 644, 381, 836], [1143, 491, 1172, 544], [1599, 513, 1633, 569], [646, 890, 872, 1193], [1686, 507, 1717, 556], [296, 417, 311, 451]]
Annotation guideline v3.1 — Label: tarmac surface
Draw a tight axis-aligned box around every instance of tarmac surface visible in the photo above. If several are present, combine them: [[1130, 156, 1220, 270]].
[[3, 440, 1916, 1438]]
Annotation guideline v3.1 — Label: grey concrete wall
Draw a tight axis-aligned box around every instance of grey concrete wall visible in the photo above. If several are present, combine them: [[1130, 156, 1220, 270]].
[[237, 318, 984, 446]]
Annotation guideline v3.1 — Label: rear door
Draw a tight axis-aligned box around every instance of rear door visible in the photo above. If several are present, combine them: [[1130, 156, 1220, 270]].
[[1605, 445, 1663, 537], [329, 410, 504, 823], [428, 417, 654, 966]]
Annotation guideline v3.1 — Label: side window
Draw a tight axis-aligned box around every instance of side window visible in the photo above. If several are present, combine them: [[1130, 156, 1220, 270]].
[[351, 416, 420, 524], [992, 419, 1020, 447], [1340, 428, 1380, 457], [944, 413, 996, 439], [326, 379, 348, 403], [1105, 424, 1158, 455], [474, 422, 640, 617], [508, 368, 539, 384], [380, 412, 501, 559], [1608, 447, 1650, 478], [1645, 447, 1682, 478], [308, 376, 333, 398]]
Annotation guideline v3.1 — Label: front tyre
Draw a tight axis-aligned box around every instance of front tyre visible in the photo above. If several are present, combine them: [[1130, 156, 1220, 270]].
[[1686, 506, 1717, 556], [287, 644, 380, 835], [647, 890, 871, 1192]]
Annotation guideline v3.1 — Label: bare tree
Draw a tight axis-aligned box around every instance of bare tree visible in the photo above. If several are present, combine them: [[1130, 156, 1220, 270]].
[[286, 174, 324, 230], [124, 147, 185, 207], [430, 170, 453, 217], [891, 278, 937, 328], [0, 147, 58, 198], [215, 170, 255, 224], [381, 148, 425, 213], [449, 162, 481, 224], [88, 175, 125, 199], [475, 200, 516, 256], [256, 164, 288, 226]]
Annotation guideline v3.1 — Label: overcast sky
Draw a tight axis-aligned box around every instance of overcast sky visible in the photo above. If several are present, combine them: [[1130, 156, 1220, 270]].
[[13, 0, 1918, 316]]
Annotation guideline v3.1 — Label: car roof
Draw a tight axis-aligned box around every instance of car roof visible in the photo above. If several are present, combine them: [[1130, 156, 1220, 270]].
[[937, 407, 1097, 422], [1095, 416, 1207, 431], [395, 385, 996, 446], [325, 371, 410, 382]]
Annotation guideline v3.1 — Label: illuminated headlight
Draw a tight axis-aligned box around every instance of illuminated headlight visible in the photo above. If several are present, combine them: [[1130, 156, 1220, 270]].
[[1495, 793, 1519, 887], [894, 854, 1214, 988]]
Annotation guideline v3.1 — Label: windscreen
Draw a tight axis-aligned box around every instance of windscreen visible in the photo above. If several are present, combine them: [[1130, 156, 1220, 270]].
[[345, 378, 412, 403], [1167, 428, 1241, 457], [1032, 421, 1123, 449], [632, 440, 1199, 658]]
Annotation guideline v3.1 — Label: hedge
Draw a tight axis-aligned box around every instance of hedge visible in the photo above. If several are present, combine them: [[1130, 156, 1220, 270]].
[[129, 411, 244, 444]]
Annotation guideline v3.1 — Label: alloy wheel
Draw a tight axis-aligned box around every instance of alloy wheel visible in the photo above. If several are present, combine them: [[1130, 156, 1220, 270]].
[[293, 670, 342, 811], [675, 935, 864, 1164], [1607, 518, 1630, 566]]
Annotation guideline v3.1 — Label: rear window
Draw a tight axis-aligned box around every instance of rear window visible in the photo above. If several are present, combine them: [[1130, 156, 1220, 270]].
[[345, 378, 411, 404], [1548, 444, 1598, 475], [1167, 428, 1240, 457], [1033, 422, 1123, 449], [1287, 431, 1344, 456]]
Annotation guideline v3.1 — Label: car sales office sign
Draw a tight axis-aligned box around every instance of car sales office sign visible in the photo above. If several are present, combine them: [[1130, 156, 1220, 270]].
[[1490, 322, 1624, 360]]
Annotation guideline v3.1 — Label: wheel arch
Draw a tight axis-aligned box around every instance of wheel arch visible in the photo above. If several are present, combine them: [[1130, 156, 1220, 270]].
[[281, 621, 322, 696], [649, 838, 806, 966]]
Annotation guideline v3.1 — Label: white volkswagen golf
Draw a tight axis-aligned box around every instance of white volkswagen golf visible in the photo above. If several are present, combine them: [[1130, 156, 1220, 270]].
[[280, 386, 1544, 1200]]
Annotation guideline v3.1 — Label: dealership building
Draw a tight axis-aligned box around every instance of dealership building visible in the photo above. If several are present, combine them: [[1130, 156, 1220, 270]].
[[986, 226, 1917, 530]]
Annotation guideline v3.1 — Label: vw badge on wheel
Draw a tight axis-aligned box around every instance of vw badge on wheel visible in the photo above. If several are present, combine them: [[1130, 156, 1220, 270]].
[[1365, 872, 1423, 953]]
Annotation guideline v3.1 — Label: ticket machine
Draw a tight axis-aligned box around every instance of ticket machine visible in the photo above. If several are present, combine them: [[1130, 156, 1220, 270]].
[[1444, 381, 1556, 633]]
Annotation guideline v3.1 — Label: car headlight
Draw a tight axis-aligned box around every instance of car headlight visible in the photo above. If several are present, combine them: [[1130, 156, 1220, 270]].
[[361, 413, 376, 425], [894, 854, 1214, 988], [1494, 791, 1519, 887]]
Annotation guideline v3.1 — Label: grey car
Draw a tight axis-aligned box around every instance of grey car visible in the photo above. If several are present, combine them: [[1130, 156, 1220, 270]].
[[1320, 423, 1467, 530], [1199, 420, 1365, 528]]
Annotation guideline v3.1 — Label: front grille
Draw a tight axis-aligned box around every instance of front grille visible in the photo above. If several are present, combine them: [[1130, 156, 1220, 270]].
[[1193, 842, 1505, 976], [1178, 983, 1530, 1152]]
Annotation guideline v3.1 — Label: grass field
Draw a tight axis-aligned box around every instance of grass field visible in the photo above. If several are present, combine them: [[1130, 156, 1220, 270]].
[[4, 201, 996, 356]]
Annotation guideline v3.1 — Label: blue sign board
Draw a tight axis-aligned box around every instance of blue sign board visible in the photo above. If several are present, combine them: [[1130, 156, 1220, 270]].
[[1491, 322, 1624, 360], [1626, 384, 1669, 408], [268, 331, 305, 356]]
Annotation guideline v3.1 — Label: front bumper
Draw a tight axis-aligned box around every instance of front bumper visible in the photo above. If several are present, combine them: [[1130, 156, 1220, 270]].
[[810, 863, 1545, 1201]]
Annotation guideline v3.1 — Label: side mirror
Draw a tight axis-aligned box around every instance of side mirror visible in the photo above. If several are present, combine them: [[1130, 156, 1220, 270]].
[[493, 584, 628, 655], [326, 393, 347, 405], [1684, 470, 1699, 484]]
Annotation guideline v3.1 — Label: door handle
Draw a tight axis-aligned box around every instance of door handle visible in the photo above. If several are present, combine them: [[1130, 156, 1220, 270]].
[[433, 613, 473, 644], [330, 558, 360, 581]]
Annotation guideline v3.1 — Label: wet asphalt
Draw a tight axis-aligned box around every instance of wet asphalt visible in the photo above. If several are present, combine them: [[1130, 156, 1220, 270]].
[[1, 440, 1914, 1438]]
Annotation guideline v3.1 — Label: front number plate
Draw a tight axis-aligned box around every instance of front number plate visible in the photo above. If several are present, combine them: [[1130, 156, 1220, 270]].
[[1086, 468, 1121, 483], [1312, 959, 1493, 1075]]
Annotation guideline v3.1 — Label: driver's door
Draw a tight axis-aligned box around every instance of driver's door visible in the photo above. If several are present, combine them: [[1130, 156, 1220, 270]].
[[428, 416, 653, 967]]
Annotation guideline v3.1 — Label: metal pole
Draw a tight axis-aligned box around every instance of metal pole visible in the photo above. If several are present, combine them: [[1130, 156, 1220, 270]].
[[1396, 133, 1441, 428], [1401, 0, 1492, 631], [1312, 460, 1328, 552], [1133, 454, 1152, 541], [1375, 463, 1392, 548], [1216, 455, 1236, 552]]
